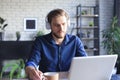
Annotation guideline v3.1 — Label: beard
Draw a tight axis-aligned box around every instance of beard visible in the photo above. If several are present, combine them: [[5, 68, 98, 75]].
[[52, 32, 66, 39]]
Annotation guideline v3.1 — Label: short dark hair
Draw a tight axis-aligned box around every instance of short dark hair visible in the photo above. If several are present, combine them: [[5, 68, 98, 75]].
[[46, 9, 69, 24]]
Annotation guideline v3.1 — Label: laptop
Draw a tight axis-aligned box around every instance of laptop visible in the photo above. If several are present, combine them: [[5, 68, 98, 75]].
[[67, 55, 118, 80]]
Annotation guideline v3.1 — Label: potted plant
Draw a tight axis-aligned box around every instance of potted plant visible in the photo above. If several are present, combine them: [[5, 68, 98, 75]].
[[89, 21, 94, 27], [102, 16, 120, 74], [0, 59, 26, 80], [81, 10, 87, 15], [0, 17, 8, 40], [86, 30, 91, 38], [36, 30, 44, 37], [16, 31, 21, 41], [32, 30, 44, 40]]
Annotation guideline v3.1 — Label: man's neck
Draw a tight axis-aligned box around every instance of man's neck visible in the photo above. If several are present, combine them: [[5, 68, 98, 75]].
[[52, 35, 64, 45]]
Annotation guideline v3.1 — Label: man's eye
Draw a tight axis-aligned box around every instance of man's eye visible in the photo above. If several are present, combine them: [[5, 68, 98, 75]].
[[55, 24, 60, 27], [62, 23, 65, 26]]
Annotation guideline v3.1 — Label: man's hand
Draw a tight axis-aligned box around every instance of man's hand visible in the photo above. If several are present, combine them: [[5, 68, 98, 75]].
[[25, 66, 43, 80]]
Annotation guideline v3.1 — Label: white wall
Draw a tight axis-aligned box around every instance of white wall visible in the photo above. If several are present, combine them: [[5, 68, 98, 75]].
[[0, 0, 114, 55], [99, 0, 114, 55], [0, 0, 97, 40]]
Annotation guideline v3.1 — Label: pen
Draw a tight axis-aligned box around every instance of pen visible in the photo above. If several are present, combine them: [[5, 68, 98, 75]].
[[32, 63, 44, 79]]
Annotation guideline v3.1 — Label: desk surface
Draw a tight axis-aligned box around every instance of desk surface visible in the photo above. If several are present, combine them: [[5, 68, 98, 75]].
[[1, 73, 120, 80], [59, 72, 120, 80]]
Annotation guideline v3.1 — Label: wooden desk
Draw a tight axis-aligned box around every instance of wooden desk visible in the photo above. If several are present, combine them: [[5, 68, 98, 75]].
[[1, 72, 68, 80], [2, 73, 120, 80]]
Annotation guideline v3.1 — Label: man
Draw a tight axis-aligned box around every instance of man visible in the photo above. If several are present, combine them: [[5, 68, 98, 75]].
[[25, 8, 87, 80]]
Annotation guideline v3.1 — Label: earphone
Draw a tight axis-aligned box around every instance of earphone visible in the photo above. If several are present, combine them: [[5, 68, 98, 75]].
[[45, 17, 70, 30], [45, 18, 51, 29], [45, 9, 70, 30]]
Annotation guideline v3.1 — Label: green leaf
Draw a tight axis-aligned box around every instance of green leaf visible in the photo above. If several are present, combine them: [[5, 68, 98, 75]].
[[102, 16, 120, 57]]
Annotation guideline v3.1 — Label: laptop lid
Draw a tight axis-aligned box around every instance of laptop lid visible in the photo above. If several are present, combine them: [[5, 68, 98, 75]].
[[68, 55, 118, 80]]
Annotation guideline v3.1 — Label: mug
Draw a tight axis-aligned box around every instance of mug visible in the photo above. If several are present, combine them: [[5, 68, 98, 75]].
[[43, 72, 59, 80]]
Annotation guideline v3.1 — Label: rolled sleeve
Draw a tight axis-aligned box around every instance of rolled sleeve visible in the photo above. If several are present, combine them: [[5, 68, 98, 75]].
[[76, 36, 87, 56]]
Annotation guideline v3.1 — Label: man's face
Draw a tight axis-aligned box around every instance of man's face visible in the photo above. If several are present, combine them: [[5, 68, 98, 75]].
[[50, 15, 68, 39]]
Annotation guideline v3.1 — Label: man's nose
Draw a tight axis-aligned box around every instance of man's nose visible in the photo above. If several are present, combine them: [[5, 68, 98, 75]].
[[59, 25, 64, 30]]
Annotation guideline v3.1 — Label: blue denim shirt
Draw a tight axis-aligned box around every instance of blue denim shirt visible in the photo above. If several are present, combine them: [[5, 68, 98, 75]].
[[26, 33, 87, 72]]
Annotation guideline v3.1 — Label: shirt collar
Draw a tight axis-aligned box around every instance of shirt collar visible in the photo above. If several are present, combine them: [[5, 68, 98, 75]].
[[48, 32, 69, 45], [63, 34, 69, 45]]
